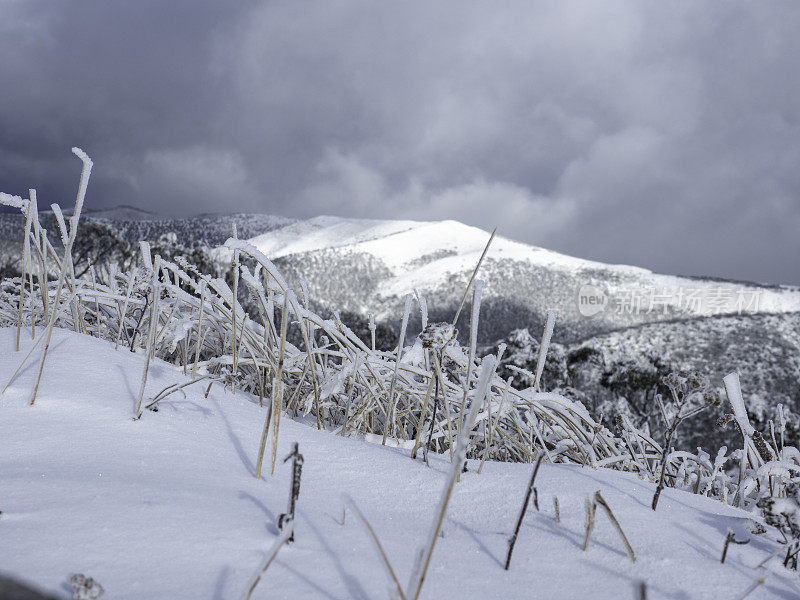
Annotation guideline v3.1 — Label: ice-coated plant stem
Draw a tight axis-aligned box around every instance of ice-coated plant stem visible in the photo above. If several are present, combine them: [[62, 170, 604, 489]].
[[383, 293, 413, 445], [115, 266, 137, 350], [534, 310, 557, 391], [230, 223, 239, 394], [192, 279, 205, 379], [457, 280, 483, 444], [254, 396, 273, 479], [411, 363, 436, 460], [15, 192, 33, 351], [29, 148, 92, 406], [478, 376, 509, 474], [135, 255, 160, 417], [270, 292, 290, 475]]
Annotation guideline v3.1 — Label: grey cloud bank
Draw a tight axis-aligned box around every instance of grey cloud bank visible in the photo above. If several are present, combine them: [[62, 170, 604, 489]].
[[1, 1, 798, 284]]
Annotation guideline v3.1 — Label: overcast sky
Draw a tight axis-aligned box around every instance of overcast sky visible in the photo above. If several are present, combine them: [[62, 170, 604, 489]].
[[1, 1, 799, 284]]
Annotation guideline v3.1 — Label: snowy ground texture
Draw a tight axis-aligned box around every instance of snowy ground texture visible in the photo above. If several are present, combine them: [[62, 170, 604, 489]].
[[1, 327, 798, 599]]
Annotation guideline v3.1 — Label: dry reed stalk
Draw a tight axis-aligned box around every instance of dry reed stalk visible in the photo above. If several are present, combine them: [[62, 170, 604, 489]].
[[593, 491, 636, 562], [582, 497, 595, 551]]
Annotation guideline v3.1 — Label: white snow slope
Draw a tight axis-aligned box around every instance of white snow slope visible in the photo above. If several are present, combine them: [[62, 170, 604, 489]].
[[1, 327, 797, 599]]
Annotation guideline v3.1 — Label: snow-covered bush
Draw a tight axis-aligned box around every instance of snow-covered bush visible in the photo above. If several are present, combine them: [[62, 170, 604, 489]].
[[758, 482, 800, 569], [651, 371, 721, 510]]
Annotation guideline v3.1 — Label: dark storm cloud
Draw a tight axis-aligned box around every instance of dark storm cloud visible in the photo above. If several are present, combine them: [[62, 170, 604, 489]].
[[1, 1, 799, 284]]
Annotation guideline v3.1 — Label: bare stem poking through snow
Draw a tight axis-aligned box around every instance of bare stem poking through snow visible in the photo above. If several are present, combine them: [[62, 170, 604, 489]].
[[505, 453, 544, 570]]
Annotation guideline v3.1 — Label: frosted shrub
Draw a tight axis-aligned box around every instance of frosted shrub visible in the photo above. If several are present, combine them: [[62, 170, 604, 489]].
[[652, 371, 720, 510], [758, 482, 800, 569], [69, 574, 104, 600]]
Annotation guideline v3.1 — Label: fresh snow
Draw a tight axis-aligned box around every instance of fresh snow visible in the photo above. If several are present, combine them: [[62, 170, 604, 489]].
[[1, 327, 797, 599]]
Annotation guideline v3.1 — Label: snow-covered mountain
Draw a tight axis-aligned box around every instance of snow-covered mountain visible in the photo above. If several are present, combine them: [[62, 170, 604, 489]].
[[228, 215, 800, 343]]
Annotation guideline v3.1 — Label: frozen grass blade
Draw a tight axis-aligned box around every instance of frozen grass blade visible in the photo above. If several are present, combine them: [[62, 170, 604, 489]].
[[533, 310, 557, 391], [457, 280, 483, 444], [15, 192, 33, 351], [29, 149, 92, 406], [451, 227, 496, 327], [135, 255, 160, 418], [383, 293, 413, 445], [344, 495, 408, 600]]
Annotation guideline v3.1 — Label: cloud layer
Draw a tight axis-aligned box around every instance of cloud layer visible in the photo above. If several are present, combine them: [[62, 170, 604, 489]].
[[1, 0, 798, 284]]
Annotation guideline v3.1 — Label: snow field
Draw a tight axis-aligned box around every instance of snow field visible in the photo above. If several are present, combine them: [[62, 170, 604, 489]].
[[1, 327, 797, 599]]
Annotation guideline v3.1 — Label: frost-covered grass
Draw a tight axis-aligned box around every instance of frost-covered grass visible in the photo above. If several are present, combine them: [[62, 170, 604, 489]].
[[2, 149, 800, 597], [0, 153, 658, 474], [1, 327, 798, 599]]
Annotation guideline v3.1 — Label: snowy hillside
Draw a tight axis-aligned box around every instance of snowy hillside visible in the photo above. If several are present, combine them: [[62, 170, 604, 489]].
[[223, 216, 800, 343], [1, 327, 796, 599]]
